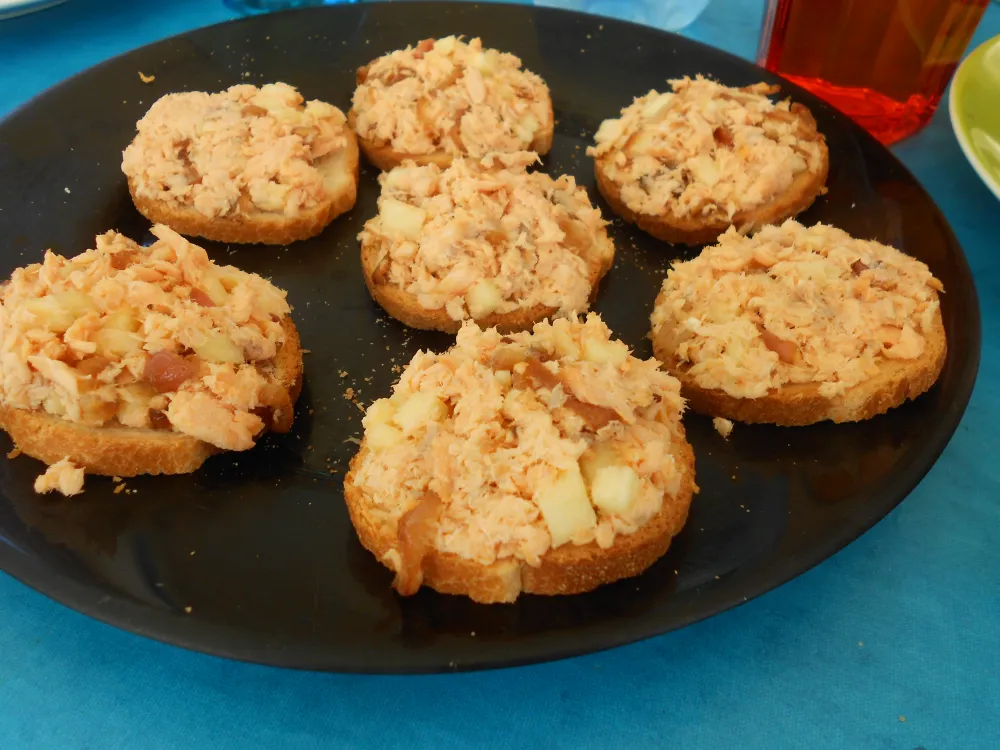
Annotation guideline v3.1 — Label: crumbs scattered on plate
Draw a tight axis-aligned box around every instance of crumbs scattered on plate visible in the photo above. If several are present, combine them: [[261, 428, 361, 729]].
[[713, 417, 734, 439]]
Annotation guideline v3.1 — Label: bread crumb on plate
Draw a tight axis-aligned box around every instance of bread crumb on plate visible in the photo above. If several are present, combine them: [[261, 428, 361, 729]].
[[34, 458, 85, 497], [713, 417, 734, 439]]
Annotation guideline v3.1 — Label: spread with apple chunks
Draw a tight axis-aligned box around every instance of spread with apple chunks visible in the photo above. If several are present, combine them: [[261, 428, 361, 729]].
[[359, 152, 613, 321], [0, 225, 293, 451], [588, 76, 825, 221], [351, 315, 689, 592], [352, 36, 550, 158], [122, 83, 352, 219], [650, 221, 944, 399]]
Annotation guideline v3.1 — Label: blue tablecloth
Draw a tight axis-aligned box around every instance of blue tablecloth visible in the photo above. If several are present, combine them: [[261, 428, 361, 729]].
[[1, 1, 998, 747]]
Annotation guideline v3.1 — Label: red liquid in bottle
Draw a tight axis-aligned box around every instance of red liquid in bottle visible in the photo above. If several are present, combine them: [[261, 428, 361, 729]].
[[758, 0, 988, 144]]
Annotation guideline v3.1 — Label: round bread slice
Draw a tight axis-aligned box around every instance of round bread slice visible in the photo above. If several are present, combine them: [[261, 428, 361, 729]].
[[344, 316, 697, 603], [0, 318, 302, 476], [128, 136, 359, 246], [122, 83, 359, 245], [649, 221, 947, 426], [345, 430, 694, 603], [349, 109, 553, 173], [350, 36, 554, 171], [653, 306, 946, 426], [358, 153, 615, 334], [0, 227, 304, 477], [589, 77, 828, 246]]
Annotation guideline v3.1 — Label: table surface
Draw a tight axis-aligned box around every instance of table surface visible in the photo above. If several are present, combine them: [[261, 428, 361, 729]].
[[1, 1, 998, 747]]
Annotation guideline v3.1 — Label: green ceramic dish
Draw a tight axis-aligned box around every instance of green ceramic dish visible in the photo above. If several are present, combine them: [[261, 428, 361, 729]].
[[950, 34, 1000, 201]]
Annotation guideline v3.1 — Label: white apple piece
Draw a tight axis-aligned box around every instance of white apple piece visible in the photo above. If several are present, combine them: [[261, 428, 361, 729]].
[[379, 198, 427, 242], [466, 279, 503, 319], [392, 392, 448, 435], [589, 464, 641, 515], [534, 465, 598, 547]]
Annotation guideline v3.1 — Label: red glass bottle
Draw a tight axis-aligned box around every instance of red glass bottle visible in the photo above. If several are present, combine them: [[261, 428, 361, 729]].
[[758, 0, 988, 144]]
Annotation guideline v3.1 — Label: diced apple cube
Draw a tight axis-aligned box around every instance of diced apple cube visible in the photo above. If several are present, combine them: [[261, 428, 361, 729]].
[[251, 83, 300, 112], [193, 330, 245, 364], [515, 114, 540, 141], [102, 307, 140, 332], [582, 338, 629, 366], [24, 297, 75, 333], [304, 100, 338, 120], [580, 443, 617, 485], [382, 166, 420, 192], [249, 181, 290, 213], [379, 199, 427, 242], [367, 421, 404, 450], [94, 328, 141, 357], [117, 399, 150, 429], [552, 327, 581, 359], [364, 398, 396, 427], [392, 392, 447, 434], [389, 383, 413, 406], [534, 466, 598, 547], [625, 131, 656, 155], [466, 279, 503, 319], [473, 49, 500, 75], [42, 393, 66, 416], [589, 464, 640, 515], [118, 382, 156, 403], [434, 36, 457, 54], [54, 290, 97, 318], [688, 155, 720, 187], [642, 92, 674, 120], [594, 118, 625, 144], [80, 392, 118, 424]]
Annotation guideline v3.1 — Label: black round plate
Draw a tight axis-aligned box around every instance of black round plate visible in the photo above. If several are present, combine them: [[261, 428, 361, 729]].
[[0, 2, 980, 673]]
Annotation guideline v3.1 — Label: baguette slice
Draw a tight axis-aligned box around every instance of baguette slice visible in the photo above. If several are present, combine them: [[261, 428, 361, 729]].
[[652, 305, 947, 426], [649, 220, 947, 426], [359, 154, 614, 333], [344, 316, 696, 603], [128, 136, 359, 246], [345, 429, 695, 604], [0, 317, 303, 477], [595, 139, 828, 246], [350, 36, 554, 172], [359, 230, 613, 334], [349, 108, 554, 173], [589, 79, 828, 246]]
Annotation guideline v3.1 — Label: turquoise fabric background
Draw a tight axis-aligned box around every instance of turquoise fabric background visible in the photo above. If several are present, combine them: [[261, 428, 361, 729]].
[[1, 1, 998, 747]]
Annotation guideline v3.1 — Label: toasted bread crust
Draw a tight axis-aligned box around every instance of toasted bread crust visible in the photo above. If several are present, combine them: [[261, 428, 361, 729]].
[[359, 229, 615, 334], [343, 430, 696, 604], [594, 105, 829, 246], [651, 305, 947, 425], [0, 317, 304, 476], [127, 134, 360, 245], [348, 106, 554, 172]]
